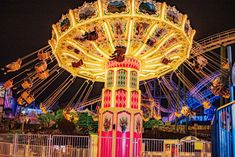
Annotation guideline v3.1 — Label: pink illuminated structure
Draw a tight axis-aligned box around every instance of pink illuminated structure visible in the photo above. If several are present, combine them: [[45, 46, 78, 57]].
[[98, 58, 142, 157]]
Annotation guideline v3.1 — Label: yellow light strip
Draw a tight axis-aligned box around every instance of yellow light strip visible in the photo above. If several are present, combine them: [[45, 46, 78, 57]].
[[113, 68, 117, 88], [126, 19, 133, 55], [190, 30, 196, 43], [67, 40, 103, 62], [137, 70, 140, 88], [157, 65, 171, 71], [52, 25, 59, 40], [104, 22, 115, 51], [127, 69, 131, 108], [104, 69, 108, 88], [145, 56, 161, 63], [112, 68, 117, 107], [145, 44, 182, 63], [92, 42, 110, 59], [142, 64, 171, 73], [76, 17, 99, 27], [93, 72, 106, 76], [79, 71, 93, 75], [160, 2, 166, 20], [101, 89, 105, 108], [139, 73, 155, 77], [186, 44, 192, 58], [97, 0, 103, 18], [69, 10, 76, 26], [48, 40, 55, 52], [164, 44, 182, 56], [144, 63, 162, 68], [141, 33, 175, 59], [111, 81, 116, 107], [101, 14, 131, 20], [181, 15, 187, 30], [170, 55, 181, 60], [54, 54, 62, 67], [156, 68, 172, 77], [83, 61, 102, 67], [96, 76, 105, 80], [138, 90, 141, 109], [137, 70, 141, 109], [134, 24, 158, 56], [131, 0, 135, 16], [80, 67, 103, 71], [63, 52, 80, 60], [142, 69, 157, 72]]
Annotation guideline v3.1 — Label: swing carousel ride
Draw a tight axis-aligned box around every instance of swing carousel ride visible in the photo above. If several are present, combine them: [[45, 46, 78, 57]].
[[1, 0, 235, 125]]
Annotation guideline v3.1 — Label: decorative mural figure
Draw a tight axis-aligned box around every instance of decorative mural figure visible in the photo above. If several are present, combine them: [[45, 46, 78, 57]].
[[139, 2, 156, 15], [116, 111, 131, 157], [79, 6, 96, 20], [134, 113, 142, 157], [60, 18, 70, 32], [107, 1, 127, 13], [104, 116, 112, 132], [136, 119, 141, 134], [114, 22, 123, 36], [100, 111, 113, 157], [135, 22, 149, 37], [119, 117, 128, 133]]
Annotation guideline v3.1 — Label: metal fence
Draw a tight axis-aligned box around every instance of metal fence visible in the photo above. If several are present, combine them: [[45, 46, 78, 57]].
[[50, 135, 90, 157], [0, 134, 211, 157], [142, 139, 211, 157], [0, 134, 90, 157]]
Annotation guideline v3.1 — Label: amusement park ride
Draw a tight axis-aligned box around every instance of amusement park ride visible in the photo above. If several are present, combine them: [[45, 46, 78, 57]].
[[1, 0, 235, 157]]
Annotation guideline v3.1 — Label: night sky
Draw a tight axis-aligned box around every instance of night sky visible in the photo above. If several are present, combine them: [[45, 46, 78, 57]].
[[0, 0, 235, 104]]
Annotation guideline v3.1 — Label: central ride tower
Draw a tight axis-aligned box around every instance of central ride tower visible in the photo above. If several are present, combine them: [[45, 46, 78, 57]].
[[99, 58, 142, 157]]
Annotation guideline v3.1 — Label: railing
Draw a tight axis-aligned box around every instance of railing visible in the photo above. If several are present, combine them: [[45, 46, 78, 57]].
[[142, 139, 211, 157], [0, 134, 211, 157], [191, 28, 235, 57], [0, 134, 90, 157], [212, 101, 235, 157], [51, 135, 90, 157]]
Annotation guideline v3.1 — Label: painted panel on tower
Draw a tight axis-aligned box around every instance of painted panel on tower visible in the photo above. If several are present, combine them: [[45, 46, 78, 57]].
[[131, 91, 139, 109], [133, 113, 142, 157], [101, 111, 113, 157], [115, 89, 127, 107], [104, 89, 111, 108], [116, 111, 131, 157]]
